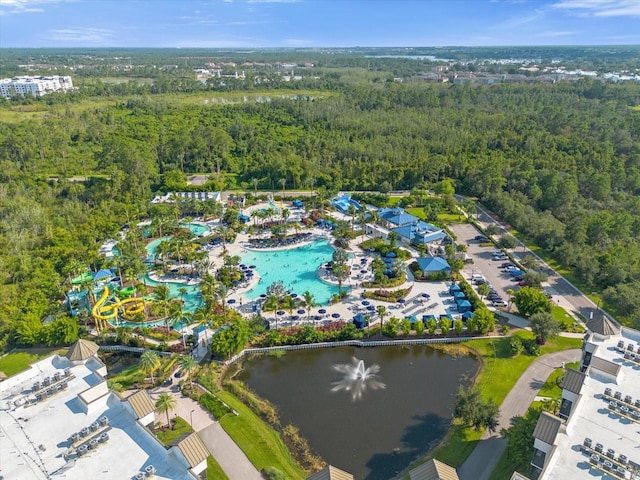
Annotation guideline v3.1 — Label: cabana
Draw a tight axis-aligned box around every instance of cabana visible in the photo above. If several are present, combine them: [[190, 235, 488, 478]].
[[456, 300, 472, 313], [422, 314, 437, 324], [292, 199, 304, 208], [449, 284, 462, 294], [454, 291, 466, 300], [353, 313, 367, 329], [404, 315, 417, 325], [439, 313, 454, 328], [462, 311, 475, 320]]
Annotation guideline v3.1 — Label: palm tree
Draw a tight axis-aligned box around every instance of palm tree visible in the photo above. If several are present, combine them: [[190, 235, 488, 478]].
[[267, 294, 281, 329], [280, 177, 286, 198], [140, 350, 161, 384], [332, 248, 349, 267], [252, 177, 260, 196], [178, 355, 198, 389], [302, 291, 316, 323], [155, 392, 177, 429], [478, 283, 490, 300], [376, 305, 387, 337], [506, 288, 515, 311], [169, 301, 192, 349], [152, 285, 172, 328], [332, 264, 348, 299]]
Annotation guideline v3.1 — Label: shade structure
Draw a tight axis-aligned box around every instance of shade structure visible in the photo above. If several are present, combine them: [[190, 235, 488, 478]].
[[318, 309, 327, 314], [367, 305, 376, 311], [291, 293, 298, 298], [353, 313, 367, 329], [421, 293, 430, 298], [405, 315, 417, 323], [291, 315, 300, 321], [331, 313, 341, 318], [454, 292, 466, 299], [456, 300, 472, 313], [297, 309, 306, 315], [276, 310, 285, 316], [227, 299, 236, 304], [397, 298, 406, 304], [66, 339, 99, 362], [93, 269, 112, 281], [362, 300, 371, 306], [462, 311, 475, 320], [449, 284, 462, 293]]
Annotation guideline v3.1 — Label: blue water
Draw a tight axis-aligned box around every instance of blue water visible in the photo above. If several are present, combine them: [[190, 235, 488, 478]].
[[180, 222, 210, 236], [144, 274, 202, 313], [242, 239, 346, 305], [145, 237, 171, 260]]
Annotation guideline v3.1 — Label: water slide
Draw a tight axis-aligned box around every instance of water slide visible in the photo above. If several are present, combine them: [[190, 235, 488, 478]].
[[91, 286, 147, 321]]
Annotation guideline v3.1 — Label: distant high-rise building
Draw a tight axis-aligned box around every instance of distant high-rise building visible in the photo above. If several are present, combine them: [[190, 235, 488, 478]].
[[0, 75, 74, 99]]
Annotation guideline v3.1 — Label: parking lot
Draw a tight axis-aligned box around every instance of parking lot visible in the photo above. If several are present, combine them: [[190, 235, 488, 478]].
[[449, 223, 522, 310]]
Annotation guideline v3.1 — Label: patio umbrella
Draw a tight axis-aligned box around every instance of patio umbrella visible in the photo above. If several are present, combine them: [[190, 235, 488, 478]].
[[249, 265, 256, 269], [331, 313, 341, 319], [297, 309, 306, 315], [318, 309, 327, 314], [227, 299, 236, 304], [366, 305, 376, 311], [397, 298, 406, 304], [276, 311, 285, 316], [291, 315, 300, 321], [421, 293, 430, 298], [260, 294, 267, 298], [362, 300, 371, 306], [290, 293, 298, 298]]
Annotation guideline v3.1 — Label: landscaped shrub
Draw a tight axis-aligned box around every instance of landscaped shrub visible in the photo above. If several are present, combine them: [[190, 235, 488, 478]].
[[199, 393, 232, 419], [509, 336, 524, 356], [523, 339, 541, 356], [262, 467, 286, 480]]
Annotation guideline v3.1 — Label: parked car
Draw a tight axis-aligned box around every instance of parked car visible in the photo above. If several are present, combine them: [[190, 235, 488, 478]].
[[501, 262, 515, 268], [518, 280, 529, 287], [493, 255, 508, 261], [475, 235, 490, 242], [492, 250, 503, 256], [492, 299, 508, 307], [487, 294, 502, 301]]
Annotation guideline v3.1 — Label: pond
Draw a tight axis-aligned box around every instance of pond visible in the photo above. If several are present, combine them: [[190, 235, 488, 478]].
[[236, 345, 479, 479]]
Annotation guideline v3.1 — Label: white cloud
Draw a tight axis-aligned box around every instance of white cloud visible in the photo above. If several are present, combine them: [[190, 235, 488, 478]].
[[0, 0, 74, 15], [551, 0, 640, 17], [43, 27, 114, 43]]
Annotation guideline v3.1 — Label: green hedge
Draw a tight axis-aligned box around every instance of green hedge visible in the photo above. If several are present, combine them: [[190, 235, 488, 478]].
[[200, 393, 233, 419]]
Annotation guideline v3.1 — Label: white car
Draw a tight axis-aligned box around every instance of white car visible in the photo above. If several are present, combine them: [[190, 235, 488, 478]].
[[492, 299, 508, 307]]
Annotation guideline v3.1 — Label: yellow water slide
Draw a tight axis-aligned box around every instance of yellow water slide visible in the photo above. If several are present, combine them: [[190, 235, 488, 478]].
[[92, 286, 147, 320]]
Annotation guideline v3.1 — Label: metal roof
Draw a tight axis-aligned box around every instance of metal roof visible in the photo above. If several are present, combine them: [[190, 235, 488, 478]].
[[176, 433, 209, 468], [560, 368, 587, 395], [306, 465, 354, 480], [533, 412, 562, 446], [126, 389, 156, 419], [409, 458, 460, 480], [65, 339, 99, 361], [586, 315, 620, 336], [589, 356, 621, 377]]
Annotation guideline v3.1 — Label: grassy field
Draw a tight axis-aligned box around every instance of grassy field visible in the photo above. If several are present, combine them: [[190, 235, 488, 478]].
[[0, 350, 64, 377], [428, 331, 582, 468], [551, 306, 585, 333], [155, 416, 194, 446], [538, 362, 580, 399], [216, 390, 306, 479]]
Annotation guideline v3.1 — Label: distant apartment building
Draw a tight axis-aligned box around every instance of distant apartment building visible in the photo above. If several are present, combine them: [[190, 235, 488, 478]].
[[0, 75, 74, 99]]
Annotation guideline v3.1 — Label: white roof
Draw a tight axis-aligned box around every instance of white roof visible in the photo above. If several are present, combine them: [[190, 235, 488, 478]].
[[0, 355, 195, 480], [541, 328, 640, 480]]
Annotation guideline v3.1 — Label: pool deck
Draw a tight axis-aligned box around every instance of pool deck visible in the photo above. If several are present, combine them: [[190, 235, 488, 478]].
[[208, 221, 461, 329]]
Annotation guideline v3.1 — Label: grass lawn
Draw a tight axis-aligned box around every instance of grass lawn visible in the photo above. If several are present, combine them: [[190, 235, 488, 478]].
[[0, 350, 63, 377], [106, 360, 147, 389], [538, 362, 580, 399], [429, 331, 582, 468], [216, 390, 305, 479], [487, 449, 530, 480], [206, 455, 229, 480], [155, 416, 194, 446], [551, 306, 585, 333]]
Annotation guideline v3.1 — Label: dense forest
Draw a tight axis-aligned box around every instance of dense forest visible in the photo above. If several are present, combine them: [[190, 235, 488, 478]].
[[1, 70, 639, 350]]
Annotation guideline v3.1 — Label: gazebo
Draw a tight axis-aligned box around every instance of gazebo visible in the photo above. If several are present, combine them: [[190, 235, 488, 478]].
[[66, 339, 100, 363]]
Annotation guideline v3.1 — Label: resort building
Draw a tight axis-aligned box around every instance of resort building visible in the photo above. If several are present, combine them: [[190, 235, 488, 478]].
[[409, 458, 460, 480], [307, 464, 355, 480], [523, 318, 640, 480], [416, 256, 452, 277], [375, 207, 447, 247], [151, 191, 222, 204], [0, 75, 74, 98], [0, 340, 203, 480]]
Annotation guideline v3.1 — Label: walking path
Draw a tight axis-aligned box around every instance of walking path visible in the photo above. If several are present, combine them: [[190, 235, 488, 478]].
[[149, 385, 261, 480], [457, 349, 581, 480]]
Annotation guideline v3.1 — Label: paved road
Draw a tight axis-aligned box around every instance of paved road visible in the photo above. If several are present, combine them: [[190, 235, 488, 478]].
[[470, 203, 609, 324], [458, 349, 581, 480], [149, 386, 261, 480]]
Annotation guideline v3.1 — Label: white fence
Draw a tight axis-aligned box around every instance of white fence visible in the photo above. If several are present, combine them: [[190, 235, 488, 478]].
[[223, 335, 497, 365]]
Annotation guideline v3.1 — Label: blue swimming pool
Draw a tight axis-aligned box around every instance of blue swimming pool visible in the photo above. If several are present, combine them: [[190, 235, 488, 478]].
[[242, 239, 346, 305], [143, 274, 202, 313], [180, 222, 210, 236]]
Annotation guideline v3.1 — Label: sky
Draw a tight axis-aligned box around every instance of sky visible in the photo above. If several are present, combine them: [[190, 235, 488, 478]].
[[0, 0, 639, 48]]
